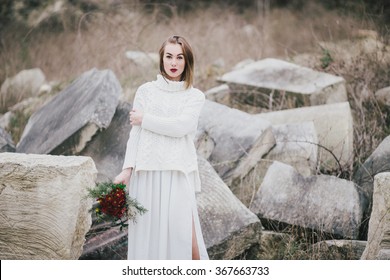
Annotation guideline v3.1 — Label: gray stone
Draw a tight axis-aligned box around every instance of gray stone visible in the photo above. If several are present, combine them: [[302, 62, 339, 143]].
[[250, 161, 363, 239], [257, 102, 354, 172], [196, 100, 275, 182], [218, 58, 347, 111], [0, 127, 15, 152], [247, 233, 367, 260], [197, 157, 262, 260], [0, 152, 97, 259], [361, 172, 390, 260], [0, 68, 46, 109], [231, 121, 318, 207], [233, 59, 256, 70], [377, 249, 390, 259], [9, 96, 53, 116], [0, 96, 55, 135], [353, 135, 390, 238], [125, 51, 159, 67], [80, 223, 128, 260], [375, 86, 390, 106], [16, 68, 121, 155], [204, 84, 230, 106], [313, 240, 367, 260], [265, 122, 318, 176], [0, 68, 45, 97], [80, 101, 132, 183], [0, 112, 11, 130]]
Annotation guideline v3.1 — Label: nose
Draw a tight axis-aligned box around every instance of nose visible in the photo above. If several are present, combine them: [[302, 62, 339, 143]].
[[171, 58, 177, 66]]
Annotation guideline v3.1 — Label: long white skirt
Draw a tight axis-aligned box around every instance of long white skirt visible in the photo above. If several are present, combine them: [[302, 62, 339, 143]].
[[127, 170, 209, 260]]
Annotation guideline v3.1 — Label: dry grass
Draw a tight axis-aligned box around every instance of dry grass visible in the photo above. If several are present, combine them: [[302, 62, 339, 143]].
[[0, 2, 376, 95], [238, 225, 366, 260], [1, 1, 389, 259]]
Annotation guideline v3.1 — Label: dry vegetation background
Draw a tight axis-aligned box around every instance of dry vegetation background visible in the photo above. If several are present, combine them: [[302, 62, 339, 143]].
[[1, 0, 389, 175], [1, 0, 390, 259], [0, 1, 386, 91]]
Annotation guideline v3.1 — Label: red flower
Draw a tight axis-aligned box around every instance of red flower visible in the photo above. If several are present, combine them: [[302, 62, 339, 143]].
[[88, 182, 147, 230], [98, 187, 127, 218]]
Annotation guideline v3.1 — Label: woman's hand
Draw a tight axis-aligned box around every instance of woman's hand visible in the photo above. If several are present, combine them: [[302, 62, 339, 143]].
[[130, 109, 144, 126], [113, 168, 133, 186]]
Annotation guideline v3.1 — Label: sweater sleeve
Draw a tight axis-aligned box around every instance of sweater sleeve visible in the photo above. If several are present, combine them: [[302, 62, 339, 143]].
[[141, 92, 205, 138], [122, 126, 141, 169], [122, 88, 145, 170]]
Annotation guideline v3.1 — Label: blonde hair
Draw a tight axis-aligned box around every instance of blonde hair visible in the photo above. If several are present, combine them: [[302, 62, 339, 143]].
[[159, 35, 194, 89]]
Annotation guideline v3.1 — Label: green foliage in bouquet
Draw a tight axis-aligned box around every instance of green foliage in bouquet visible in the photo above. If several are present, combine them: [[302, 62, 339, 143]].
[[87, 182, 147, 230]]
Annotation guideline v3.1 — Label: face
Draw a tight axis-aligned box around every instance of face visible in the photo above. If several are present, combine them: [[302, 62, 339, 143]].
[[163, 43, 185, 81]]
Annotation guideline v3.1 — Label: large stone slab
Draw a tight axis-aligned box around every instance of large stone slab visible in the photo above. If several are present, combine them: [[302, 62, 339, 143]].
[[265, 122, 318, 176], [0, 68, 46, 110], [16, 68, 121, 155], [125, 51, 159, 68], [256, 102, 353, 172], [218, 58, 347, 111], [80, 221, 128, 260], [353, 135, 390, 238], [0, 152, 97, 259], [361, 172, 390, 260], [204, 84, 231, 106], [231, 121, 319, 207], [250, 161, 363, 239], [0, 127, 15, 152], [196, 100, 275, 182], [80, 101, 132, 183], [0, 96, 54, 148], [197, 157, 262, 259]]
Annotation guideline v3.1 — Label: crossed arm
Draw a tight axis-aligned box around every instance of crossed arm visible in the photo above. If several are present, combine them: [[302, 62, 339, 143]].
[[114, 91, 205, 185]]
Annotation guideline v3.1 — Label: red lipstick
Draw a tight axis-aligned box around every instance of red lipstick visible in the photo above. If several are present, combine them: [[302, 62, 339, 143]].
[[170, 68, 177, 73]]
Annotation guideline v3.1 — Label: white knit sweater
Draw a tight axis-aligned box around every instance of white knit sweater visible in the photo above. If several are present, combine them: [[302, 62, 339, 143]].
[[122, 75, 205, 190]]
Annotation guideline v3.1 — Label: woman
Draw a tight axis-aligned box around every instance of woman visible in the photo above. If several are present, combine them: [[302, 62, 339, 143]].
[[114, 35, 209, 260]]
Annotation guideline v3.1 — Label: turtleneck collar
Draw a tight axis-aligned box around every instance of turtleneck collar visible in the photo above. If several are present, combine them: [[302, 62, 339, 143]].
[[153, 74, 189, 92]]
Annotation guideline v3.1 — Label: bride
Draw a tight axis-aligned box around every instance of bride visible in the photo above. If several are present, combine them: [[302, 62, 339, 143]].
[[114, 35, 209, 260]]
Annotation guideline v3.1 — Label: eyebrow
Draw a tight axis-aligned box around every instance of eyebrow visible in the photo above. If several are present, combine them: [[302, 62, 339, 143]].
[[166, 52, 184, 56]]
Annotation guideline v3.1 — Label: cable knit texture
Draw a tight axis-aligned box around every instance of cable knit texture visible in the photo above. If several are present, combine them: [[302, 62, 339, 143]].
[[122, 75, 205, 190]]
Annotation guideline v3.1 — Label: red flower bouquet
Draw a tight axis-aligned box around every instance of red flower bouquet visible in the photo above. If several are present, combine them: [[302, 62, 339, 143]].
[[87, 182, 147, 230]]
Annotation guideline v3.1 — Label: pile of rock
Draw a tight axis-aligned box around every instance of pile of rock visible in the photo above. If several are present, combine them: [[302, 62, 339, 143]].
[[1, 52, 390, 259]]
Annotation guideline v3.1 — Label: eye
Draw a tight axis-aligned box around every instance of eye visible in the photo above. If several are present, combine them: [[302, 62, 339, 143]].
[[178, 56, 184, 60], [165, 55, 172, 59]]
